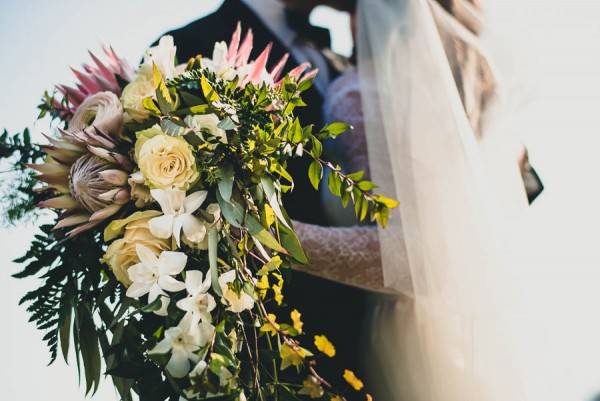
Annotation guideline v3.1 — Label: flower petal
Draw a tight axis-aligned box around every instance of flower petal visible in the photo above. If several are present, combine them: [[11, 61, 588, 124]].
[[135, 244, 158, 267], [181, 214, 207, 244], [149, 214, 174, 239], [159, 275, 186, 293], [148, 338, 172, 355], [166, 349, 191, 378], [126, 282, 152, 298], [185, 270, 204, 294], [158, 251, 188, 275], [183, 191, 208, 214]]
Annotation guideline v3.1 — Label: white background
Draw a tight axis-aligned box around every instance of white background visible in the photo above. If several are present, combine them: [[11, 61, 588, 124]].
[[1, 0, 600, 400]]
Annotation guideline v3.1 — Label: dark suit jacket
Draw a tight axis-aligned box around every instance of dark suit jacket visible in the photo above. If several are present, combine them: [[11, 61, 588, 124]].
[[154, 1, 369, 397]]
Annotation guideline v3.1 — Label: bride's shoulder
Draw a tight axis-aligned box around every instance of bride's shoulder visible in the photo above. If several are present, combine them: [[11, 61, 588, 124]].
[[326, 66, 360, 97], [324, 67, 361, 118]]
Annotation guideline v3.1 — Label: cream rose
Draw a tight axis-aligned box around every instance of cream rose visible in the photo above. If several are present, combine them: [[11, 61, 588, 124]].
[[185, 114, 228, 144], [121, 76, 155, 120], [135, 126, 199, 190], [103, 210, 171, 286]]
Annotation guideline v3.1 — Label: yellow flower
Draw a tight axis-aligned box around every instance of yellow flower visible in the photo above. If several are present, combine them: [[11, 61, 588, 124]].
[[102, 210, 171, 286], [272, 272, 284, 305], [256, 275, 269, 299], [259, 313, 280, 337], [314, 335, 336, 358], [280, 343, 306, 370], [366, 394, 373, 401], [298, 375, 324, 399], [291, 309, 303, 334], [135, 126, 199, 190], [331, 396, 345, 401], [343, 370, 364, 391]]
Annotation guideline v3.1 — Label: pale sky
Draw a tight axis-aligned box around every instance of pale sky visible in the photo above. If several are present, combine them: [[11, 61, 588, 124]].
[[1, 0, 600, 400]]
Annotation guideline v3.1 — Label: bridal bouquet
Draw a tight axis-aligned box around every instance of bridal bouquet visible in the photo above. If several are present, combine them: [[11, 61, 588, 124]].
[[2, 25, 397, 401]]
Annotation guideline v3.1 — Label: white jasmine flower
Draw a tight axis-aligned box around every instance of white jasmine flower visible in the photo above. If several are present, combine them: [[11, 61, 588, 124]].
[[185, 114, 228, 144], [218, 270, 254, 313], [148, 314, 214, 378], [126, 245, 187, 315], [149, 189, 209, 248], [176, 270, 216, 324]]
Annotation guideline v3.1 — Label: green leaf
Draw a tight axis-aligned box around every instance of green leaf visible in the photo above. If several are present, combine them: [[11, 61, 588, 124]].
[[308, 160, 323, 190], [179, 90, 205, 107], [217, 116, 238, 131], [160, 117, 192, 137], [246, 214, 287, 254], [261, 176, 291, 230], [218, 164, 234, 203], [270, 160, 294, 185], [279, 223, 309, 264], [327, 170, 342, 196], [216, 190, 244, 229], [298, 77, 315, 92], [77, 304, 101, 396], [288, 118, 303, 143], [153, 64, 175, 114], [141, 97, 161, 116], [208, 227, 222, 297], [346, 170, 365, 181], [358, 180, 378, 191], [59, 310, 71, 363], [375, 194, 400, 208], [319, 122, 351, 138], [137, 296, 164, 313], [201, 74, 220, 103]]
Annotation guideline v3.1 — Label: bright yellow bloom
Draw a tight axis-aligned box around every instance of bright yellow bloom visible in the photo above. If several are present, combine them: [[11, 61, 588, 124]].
[[331, 396, 345, 401], [272, 272, 284, 305], [260, 314, 280, 337], [314, 335, 336, 358], [280, 343, 306, 370], [256, 275, 269, 299], [343, 369, 364, 391], [291, 309, 303, 334], [298, 375, 324, 399], [366, 394, 373, 401]]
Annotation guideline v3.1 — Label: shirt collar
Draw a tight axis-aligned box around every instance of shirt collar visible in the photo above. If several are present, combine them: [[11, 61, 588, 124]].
[[240, 0, 297, 49]]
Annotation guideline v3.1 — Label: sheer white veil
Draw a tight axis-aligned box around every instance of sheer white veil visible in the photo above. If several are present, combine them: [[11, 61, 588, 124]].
[[357, 0, 530, 399]]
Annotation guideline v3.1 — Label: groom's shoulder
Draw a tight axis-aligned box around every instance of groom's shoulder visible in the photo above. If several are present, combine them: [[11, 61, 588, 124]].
[[153, 0, 244, 61]]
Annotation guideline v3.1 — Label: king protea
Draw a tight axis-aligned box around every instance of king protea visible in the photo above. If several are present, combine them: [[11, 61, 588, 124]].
[[29, 91, 134, 236]]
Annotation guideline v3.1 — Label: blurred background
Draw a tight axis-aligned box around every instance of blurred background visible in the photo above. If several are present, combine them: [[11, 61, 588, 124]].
[[1, 0, 599, 400]]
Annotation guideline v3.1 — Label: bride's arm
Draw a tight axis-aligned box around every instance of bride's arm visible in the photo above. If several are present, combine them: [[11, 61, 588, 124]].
[[292, 220, 384, 290]]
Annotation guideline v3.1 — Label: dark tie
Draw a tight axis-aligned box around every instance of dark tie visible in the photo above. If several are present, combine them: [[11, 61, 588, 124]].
[[284, 9, 332, 49]]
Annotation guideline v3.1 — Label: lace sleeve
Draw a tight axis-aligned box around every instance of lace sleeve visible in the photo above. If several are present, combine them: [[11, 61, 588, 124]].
[[323, 67, 371, 178], [292, 220, 384, 290]]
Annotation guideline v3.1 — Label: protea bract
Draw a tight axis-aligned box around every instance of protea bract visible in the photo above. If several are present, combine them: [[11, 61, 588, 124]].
[[29, 91, 134, 236]]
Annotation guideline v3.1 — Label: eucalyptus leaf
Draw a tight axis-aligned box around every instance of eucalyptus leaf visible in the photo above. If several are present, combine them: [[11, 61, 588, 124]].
[[218, 164, 234, 203], [260, 176, 291, 229], [208, 227, 222, 296]]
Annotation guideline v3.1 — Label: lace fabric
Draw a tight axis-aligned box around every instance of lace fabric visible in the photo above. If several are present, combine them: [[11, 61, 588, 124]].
[[293, 68, 397, 292]]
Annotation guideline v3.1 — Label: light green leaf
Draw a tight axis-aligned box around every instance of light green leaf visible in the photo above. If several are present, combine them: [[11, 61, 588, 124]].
[[160, 118, 192, 137], [308, 161, 323, 190], [246, 215, 287, 254], [279, 223, 309, 265], [327, 169, 342, 196], [261, 176, 291, 230], [216, 190, 244, 228], [217, 116, 237, 130], [201, 74, 220, 103], [218, 164, 234, 203]]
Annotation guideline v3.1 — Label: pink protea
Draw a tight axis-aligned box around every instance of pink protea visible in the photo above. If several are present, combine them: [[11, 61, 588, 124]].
[[205, 23, 317, 88], [29, 92, 133, 236], [55, 44, 135, 118]]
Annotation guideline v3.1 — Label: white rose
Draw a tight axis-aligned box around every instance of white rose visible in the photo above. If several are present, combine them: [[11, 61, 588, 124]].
[[121, 76, 155, 120], [185, 114, 228, 144], [143, 35, 177, 80]]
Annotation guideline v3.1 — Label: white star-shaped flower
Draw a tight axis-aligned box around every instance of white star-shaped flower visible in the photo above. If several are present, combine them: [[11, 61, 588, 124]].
[[149, 189, 210, 248], [218, 270, 254, 313], [148, 313, 214, 378], [176, 270, 216, 324], [126, 245, 187, 315]]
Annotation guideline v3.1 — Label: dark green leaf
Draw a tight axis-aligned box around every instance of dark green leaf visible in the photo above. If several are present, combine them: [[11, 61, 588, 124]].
[[208, 227, 222, 296]]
